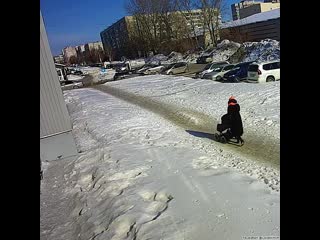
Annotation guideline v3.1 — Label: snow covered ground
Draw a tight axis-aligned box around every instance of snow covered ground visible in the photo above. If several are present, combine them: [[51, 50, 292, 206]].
[[40, 75, 279, 240]]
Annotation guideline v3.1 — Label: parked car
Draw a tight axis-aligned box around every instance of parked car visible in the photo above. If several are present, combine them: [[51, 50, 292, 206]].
[[195, 61, 230, 78], [60, 80, 83, 90], [202, 64, 235, 81], [165, 62, 189, 75], [247, 60, 280, 83], [222, 61, 255, 82], [136, 64, 158, 75], [160, 63, 176, 74], [144, 65, 165, 75]]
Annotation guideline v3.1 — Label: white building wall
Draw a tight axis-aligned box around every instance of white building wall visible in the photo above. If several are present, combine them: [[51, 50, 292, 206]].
[[40, 11, 77, 161]]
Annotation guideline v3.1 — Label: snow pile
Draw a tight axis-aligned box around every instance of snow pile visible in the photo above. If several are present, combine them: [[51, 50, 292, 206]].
[[146, 52, 186, 65], [228, 39, 280, 63], [183, 52, 201, 63], [145, 54, 168, 65], [128, 58, 145, 69], [242, 39, 280, 62], [163, 51, 184, 64], [204, 40, 241, 62]]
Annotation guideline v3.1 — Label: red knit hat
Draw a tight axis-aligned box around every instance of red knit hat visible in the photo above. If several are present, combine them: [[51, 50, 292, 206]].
[[228, 96, 237, 106]]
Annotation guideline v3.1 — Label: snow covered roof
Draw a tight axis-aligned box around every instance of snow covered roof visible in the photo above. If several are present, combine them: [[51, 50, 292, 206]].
[[221, 8, 280, 29]]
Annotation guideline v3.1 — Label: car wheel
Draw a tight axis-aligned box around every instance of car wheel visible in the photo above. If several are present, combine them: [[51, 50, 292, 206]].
[[216, 76, 222, 81], [266, 76, 275, 82], [169, 72, 173, 75], [73, 85, 79, 89], [234, 77, 240, 82]]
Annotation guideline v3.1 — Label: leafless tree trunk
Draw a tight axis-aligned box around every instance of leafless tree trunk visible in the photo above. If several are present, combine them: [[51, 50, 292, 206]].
[[175, 0, 202, 49], [197, 0, 223, 47]]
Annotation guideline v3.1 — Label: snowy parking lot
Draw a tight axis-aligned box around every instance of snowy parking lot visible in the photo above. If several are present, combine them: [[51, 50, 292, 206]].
[[41, 75, 279, 240]]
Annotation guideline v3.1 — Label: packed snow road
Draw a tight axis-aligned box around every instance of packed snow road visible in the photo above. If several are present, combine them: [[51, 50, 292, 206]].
[[94, 81, 279, 169]]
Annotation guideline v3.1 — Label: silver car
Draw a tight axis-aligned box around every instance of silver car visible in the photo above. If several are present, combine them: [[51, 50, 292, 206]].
[[166, 62, 189, 75], [202, 64, 235, 81], [195, 61, 230, 79]]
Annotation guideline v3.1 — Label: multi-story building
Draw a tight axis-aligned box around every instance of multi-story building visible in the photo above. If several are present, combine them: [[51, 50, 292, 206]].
[[231, 1, 258, 21], [53, 54, 64, 64], [100, 17, 132, 60], [84, 41, 103, 53], [62, 46, 77, 64], [231, 0, 280, 20], [100, 9, 220, 59], [240, 1, 280, 19], [75, 44, 85, 56]]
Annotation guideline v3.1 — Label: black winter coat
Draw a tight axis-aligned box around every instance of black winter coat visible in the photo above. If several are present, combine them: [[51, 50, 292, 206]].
[[227, 104, 243, 137]]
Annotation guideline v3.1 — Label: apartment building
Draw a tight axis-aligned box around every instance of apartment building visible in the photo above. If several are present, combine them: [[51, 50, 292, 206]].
[[62, 46, 77, 64], [231, 0, 280, 20], [100, 9, 220, 59]]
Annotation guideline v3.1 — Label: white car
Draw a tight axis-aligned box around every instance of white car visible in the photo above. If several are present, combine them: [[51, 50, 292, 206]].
[[144, 65, 165, 75], [247, 60, 280, 83], [202, 64, 235, 81]]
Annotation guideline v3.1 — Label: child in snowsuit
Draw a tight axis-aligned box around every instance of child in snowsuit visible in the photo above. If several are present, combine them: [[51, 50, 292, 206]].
[[218, 96, 244, 144]]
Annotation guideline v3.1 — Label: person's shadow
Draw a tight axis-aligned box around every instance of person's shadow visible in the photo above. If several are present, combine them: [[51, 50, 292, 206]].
[[185, 129, 244, 146], [185, 130, 215, 140]]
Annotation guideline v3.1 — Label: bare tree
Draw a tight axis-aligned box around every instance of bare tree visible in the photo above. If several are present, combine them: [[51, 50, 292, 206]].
[[69, 56, 78, 65], [126, 0, 195, 54], [197, 0, 223, 46], [126, 0, 163, 54], [175, 0, 202, 49]]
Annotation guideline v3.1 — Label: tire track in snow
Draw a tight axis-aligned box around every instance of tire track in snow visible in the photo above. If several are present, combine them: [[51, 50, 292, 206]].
[[93, 85, 279, 168]]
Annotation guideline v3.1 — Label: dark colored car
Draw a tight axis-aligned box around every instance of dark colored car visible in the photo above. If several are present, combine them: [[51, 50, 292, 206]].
[[222, 61, 255, 82]]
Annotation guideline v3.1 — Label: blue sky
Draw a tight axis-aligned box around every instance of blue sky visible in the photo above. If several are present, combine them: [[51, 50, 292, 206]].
[[41, 0, 239, 56]]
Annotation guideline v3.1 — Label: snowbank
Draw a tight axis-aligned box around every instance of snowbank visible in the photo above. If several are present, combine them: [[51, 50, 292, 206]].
[[145, 52, 186, 65], [242, 39, 280, 62], [145, 54, 168, 65], [197, 40, 241, 62], [227, 39, 280, 63], [210, 40, 241, 62]]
